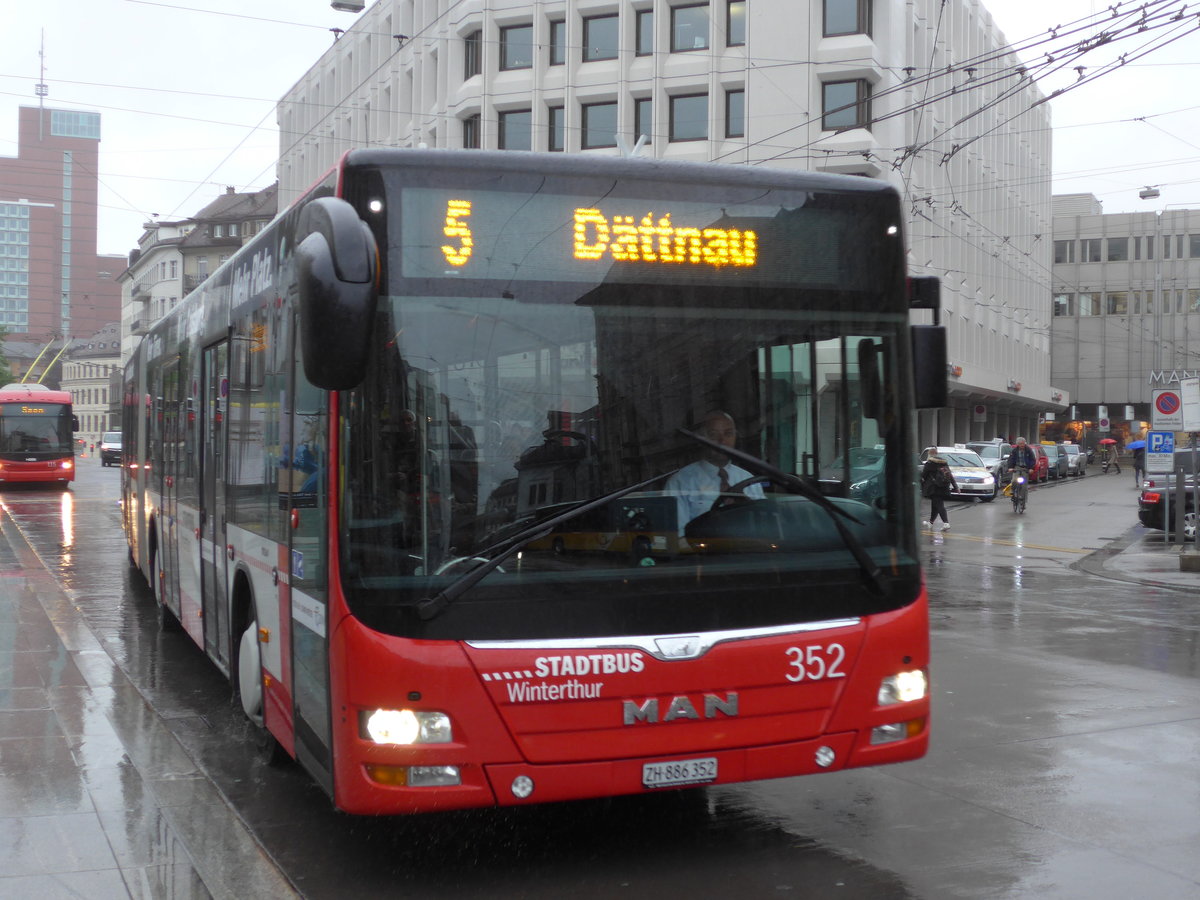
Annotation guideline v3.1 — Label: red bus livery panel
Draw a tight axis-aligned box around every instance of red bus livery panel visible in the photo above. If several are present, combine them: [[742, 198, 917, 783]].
[[123, 150, 941, 815], [0, 383, 76, 485]]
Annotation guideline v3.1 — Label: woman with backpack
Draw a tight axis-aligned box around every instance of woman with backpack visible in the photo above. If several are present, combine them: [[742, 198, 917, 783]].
[[921, 455, 958, 532]]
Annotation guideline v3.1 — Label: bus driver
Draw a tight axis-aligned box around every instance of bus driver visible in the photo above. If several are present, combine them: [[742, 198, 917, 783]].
[[666, 410, 765, 532]]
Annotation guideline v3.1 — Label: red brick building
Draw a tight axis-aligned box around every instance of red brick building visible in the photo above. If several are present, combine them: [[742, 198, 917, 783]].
[[0, 106, 122, 348]]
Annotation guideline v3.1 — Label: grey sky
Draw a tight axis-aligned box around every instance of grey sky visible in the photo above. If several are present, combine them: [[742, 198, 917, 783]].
[[3, 0, 1199, 256]]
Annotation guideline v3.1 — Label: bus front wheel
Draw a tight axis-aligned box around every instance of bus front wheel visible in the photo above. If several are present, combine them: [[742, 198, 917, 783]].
[[236, 600, 286, 766]]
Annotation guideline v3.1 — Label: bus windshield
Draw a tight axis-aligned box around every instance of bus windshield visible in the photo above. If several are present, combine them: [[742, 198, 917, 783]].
[[339, 163, 920, 640], [0, 403, 74, 459]]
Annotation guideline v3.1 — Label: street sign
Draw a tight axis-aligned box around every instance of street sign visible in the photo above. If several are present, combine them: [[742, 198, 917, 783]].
[[1180, 376, 1200, 432], [1152, 388, 1183, 430], [972, 404, 987, 423], [1147, 431, 1175, 473]]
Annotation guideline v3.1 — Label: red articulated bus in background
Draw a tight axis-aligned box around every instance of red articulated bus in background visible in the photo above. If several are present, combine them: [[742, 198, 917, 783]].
[[0, 383, 77, 486], [122, 149, 946, 815]]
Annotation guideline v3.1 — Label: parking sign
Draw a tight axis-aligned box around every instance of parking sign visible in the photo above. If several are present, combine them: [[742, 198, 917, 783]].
[[1147, 431, 1175, 473]]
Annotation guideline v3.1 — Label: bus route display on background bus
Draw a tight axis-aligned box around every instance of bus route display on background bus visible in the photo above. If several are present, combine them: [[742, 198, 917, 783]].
[[121, 149, 941, 816]]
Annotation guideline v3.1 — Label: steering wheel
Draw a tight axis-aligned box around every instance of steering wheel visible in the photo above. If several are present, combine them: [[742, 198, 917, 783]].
[[708, 476, 772, 513]]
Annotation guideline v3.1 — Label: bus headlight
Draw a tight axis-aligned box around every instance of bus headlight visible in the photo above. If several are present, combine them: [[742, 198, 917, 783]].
[[362, 709, 452, 744], [877, 670, 927, 705]]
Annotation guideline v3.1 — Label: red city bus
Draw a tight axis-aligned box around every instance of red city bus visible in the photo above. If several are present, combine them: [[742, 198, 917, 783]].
[[122, 150, 945, 815], [0, 383, 77, 486]]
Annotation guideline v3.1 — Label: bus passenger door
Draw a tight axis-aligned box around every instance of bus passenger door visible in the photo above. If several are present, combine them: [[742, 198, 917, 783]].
[[286, 315, 332, 793], [200, 341, 229, 667]]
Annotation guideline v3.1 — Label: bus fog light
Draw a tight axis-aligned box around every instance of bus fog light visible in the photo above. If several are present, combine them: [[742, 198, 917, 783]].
[[870, 719, 925, 745], [407, 765, 461, 787], [363, 709, 452, 744], [511, 775, 535, 799], [878, 670, 927, 706], [814, 745, 836, 768]]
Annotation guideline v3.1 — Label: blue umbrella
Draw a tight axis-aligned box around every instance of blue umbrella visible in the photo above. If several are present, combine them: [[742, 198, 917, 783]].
[[1127, 439, 1146, 451]]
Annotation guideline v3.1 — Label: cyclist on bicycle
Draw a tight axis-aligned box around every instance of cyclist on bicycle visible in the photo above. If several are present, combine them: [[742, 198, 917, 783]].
[[1006, 437, 1036, 507]]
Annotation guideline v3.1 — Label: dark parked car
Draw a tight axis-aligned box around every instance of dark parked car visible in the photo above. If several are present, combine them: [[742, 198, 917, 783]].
[[1138, 450, 1197, 539], [1042, 443, 1067, 479], [99, 431, 122, 467]]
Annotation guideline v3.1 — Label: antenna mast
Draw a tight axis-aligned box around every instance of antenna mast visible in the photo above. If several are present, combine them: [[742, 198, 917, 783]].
[[36, 30, 49, 139]]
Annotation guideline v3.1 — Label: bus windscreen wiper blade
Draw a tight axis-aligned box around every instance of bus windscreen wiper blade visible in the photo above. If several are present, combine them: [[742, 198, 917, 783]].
[[417, 468, 681, 621], [678, 428, 884, 595]]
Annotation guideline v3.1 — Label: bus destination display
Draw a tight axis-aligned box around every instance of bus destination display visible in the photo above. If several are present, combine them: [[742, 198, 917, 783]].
[[400, 187, 867, 287]]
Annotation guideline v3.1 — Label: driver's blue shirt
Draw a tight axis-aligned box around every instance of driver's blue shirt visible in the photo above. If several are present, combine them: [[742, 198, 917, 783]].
[[665, 459, 765, 533]]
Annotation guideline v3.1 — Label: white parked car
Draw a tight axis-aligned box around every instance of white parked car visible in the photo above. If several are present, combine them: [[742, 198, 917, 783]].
[[921, 446, 996, 502]]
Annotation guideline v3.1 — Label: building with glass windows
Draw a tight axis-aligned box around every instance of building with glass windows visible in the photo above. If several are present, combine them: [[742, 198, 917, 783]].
[[1051, 193, 1200, 444], [0, 106, 123, 349], [278, 0, 1060, 444]]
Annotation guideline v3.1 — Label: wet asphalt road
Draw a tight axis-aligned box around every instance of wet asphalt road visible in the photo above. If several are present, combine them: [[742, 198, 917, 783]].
[[2, 460, 1199, 899]]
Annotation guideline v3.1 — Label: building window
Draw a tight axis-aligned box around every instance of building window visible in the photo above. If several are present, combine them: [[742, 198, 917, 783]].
[[822, 79, 871, 131], [464, 30, 482, 78], [1106, 237, 1128, 261], [1106, 292, 1128, 315], [548, 105, 565, 152], [824, 0, 871, 37], [1079, 292, 1101, 316], [499, 109, 532, 150], [669, 93, 708, 142], [634, 97, 653, 144], [1080, 238, 1102, 262], [1053, 240, 1074, 264], [725, 89, 745, 137], [1053, 293, 1074, 317], [671, 4, 709, 52], [463, 113, 481, 149], [1189, 289, 1200, 312], [581, 102, 618, 149], [727, 1, 746, 46], [636, 10, 654, 55], [1190, 234, 1200, 258], [229, 223, 239, 237], [549, 20, 566, 66], [583, 14, 619, 61], [500, 24, 534, 70], [198, 256, 208, 277], [213, 224, 224, 238]]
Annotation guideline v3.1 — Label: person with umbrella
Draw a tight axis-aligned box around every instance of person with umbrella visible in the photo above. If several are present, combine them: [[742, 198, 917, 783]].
[[1098, 437, 1120, 474], [1128, 438, 1147, 486]]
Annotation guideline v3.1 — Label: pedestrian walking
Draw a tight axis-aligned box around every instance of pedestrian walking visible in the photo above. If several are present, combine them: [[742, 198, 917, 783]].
[[921, 455, 958, 531]]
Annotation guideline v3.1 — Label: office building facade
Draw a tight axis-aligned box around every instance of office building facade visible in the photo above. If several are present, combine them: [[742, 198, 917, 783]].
[[278, 0, 1061, 443], [0, 106, 122, 346]]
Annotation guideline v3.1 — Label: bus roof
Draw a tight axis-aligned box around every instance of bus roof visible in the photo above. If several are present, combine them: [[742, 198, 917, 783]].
[[0, 383, 73, 404]]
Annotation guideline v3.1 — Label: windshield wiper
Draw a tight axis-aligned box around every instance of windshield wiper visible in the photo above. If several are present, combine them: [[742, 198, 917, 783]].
[[677, 428, 885, 595], [416, 468, 681, 621]]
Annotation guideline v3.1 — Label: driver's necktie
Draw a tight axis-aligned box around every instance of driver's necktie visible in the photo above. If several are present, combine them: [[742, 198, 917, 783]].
[[719, 466, 730, 493]]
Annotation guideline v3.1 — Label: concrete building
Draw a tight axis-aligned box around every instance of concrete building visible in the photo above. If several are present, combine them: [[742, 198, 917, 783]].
[[1050, 193, 1200, 446], [0, 106, 123, 345], [119, 185, 278, 363], [277, 0, 1063, 444], [60, 322, 121, 448]]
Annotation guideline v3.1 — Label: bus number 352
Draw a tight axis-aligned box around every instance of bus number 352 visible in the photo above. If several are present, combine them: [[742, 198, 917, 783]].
[[785, 644, 847, 682]]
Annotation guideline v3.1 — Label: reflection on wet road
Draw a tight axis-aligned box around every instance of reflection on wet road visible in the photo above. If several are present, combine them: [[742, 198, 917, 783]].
[[3, 462, 1199, 898]]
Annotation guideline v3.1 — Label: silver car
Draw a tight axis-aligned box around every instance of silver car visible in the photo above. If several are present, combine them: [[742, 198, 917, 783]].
[[1061, 443, 1085, 476]]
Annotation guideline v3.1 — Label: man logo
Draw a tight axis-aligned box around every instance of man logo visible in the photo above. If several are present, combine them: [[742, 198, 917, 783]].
[[623, 692, 738, 725]]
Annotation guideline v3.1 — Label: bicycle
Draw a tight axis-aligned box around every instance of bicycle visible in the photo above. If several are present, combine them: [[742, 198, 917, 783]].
[[1008, 466, 1028, 514]]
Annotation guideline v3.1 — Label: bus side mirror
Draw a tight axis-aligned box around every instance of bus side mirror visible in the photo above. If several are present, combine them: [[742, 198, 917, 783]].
[[296, 197, 379, 391], [911, 325, 947, 409]]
